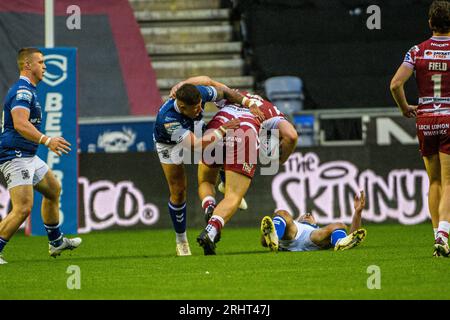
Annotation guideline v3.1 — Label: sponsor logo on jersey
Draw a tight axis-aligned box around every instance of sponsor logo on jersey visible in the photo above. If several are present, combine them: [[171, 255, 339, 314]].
[[164, 122, 182, 135], [16, 89, 33, 103], [419, 97, 450, 104], [423, 50, 450, 60], [431, 42, 449, 47]]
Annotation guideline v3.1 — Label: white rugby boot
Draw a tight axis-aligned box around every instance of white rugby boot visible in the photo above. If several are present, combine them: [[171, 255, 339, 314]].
[[49, 237, 82, 257], [176, 241, 192, 256]]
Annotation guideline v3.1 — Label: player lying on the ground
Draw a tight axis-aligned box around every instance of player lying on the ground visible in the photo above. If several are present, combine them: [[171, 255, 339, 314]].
[[261, 191, 367, 252]]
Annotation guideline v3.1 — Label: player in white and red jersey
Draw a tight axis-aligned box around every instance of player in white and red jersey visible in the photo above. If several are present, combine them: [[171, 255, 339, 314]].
[[196, 101, 262, 255], [390, 0, 450, 257]]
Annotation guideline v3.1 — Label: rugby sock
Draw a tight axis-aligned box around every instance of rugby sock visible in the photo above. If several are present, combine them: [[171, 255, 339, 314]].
[[175, 232, 188, 243], [437, 221, 450, 243], [44, 223, 63, 247], [168, 201, 187, 234], [272, 216, 287, 239], [0, 237, 8, 253], [434, 228, 438, 240], [202, 196, 216, 214], [206, 215, 224, 242], [219, 169, 226, 184], [331, 229, 348, 247]]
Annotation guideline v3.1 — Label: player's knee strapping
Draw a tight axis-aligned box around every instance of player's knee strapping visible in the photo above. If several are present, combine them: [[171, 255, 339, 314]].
[[273, 216, 287, 239], [331, 229, 347, 247], [168, 201, 187, 234]]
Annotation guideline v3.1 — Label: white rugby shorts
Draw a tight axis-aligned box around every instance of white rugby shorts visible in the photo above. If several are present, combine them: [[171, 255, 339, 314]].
[[156, 142, 185, 165], [0, 156, 49, 190]]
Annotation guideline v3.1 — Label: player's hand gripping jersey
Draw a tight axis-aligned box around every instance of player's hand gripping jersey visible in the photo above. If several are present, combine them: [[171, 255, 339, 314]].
[[203, 91, 284, 178], [0, 76, 42, 163]]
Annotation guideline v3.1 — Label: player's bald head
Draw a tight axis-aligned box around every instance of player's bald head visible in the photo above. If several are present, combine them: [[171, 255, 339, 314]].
[[17, 47, 43, 71], [176, 84, 201, 107], [429, 1, 450, 33]]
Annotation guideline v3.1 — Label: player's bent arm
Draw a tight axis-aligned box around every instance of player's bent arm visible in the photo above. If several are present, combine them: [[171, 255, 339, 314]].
[[182, 130, 221, 151], [215, 86, 265, 121], [11, 108, 72, 156], [170, 76, 265, 120], [11, 108, 46, 143], [390, 64, 416, 116], [182, 118, 240, 150]]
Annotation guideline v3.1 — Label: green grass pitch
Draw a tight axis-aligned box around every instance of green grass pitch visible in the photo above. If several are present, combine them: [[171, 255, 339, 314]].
[[1, 223, 450, 300]]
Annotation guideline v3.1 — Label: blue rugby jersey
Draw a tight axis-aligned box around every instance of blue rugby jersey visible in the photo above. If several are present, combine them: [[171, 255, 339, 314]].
[[153, 85, 218, 145], [0, 76, 43, 163]]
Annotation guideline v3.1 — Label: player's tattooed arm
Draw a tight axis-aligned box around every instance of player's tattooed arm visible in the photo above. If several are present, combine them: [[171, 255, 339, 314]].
[[216, 86, 265, 122], [170, 75, 265, 121]]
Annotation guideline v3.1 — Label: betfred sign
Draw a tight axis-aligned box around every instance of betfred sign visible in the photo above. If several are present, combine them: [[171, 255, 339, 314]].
[[30, 48, 78, 236]]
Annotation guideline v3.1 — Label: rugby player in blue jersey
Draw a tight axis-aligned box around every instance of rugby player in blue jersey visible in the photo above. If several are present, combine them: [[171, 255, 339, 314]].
[[261, 191, 367, 253], [154, 82, 262, 256], [0, 48, 80, 265]]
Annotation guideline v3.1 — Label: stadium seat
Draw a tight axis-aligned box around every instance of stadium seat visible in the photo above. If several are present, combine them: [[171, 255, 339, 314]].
[[264, 76, 304, 115]]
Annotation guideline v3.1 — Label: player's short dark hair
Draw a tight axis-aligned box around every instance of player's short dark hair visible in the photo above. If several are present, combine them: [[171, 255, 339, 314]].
[[17, 47, 43, 71], [175, 84, 201, 106], [429, 1, 450, 33]]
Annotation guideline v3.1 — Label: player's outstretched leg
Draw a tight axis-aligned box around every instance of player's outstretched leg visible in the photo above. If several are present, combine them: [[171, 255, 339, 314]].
[[49, 237, 82, 257], [334, 229, 367, 251], [218, 169, 248, 210], [261, 216, 279, 252]]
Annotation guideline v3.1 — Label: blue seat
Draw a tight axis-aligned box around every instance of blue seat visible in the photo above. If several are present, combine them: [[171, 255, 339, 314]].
[[264, 76, 304, 115]]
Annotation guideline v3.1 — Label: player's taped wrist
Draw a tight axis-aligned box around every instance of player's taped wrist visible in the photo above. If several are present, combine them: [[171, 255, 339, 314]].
[[38, 134, 46, 144], [44, 137, 52, 147], [242, 96, 249, 107], [214, 129, 223, 139]]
